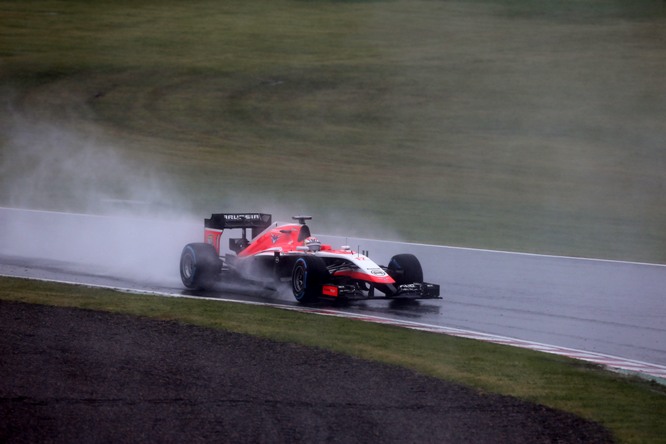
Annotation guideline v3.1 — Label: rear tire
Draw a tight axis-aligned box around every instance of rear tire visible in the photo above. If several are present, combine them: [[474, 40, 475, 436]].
[[387, 254, 423, 285], [291, 256, 328, 303], [180, 243, 221, 290]]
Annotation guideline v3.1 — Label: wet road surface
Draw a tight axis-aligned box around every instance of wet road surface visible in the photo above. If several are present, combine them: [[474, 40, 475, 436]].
[[2, 207, 665, 367]]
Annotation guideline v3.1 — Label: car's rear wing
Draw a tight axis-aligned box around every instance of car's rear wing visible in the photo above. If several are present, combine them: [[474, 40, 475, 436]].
[[204, 213, 272, 255]]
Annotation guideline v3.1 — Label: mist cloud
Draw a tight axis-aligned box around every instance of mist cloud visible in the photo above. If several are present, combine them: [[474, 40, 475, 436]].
[[0, 116, 181, 216], [0, 114, 201, 284]]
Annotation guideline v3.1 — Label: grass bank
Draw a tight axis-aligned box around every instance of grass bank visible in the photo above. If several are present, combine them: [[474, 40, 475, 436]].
[[1, 277, 664, 443], [1, 0, 665, 263]]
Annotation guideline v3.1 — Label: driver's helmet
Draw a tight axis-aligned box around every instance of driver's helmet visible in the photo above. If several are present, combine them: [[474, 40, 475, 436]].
[[304, 236, 321, 252]]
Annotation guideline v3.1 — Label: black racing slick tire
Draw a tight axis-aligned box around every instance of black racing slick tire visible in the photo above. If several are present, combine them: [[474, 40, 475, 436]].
[[291, 256, 328, 303], [180, 243, 221, 290], [387, 254, 423, 285]]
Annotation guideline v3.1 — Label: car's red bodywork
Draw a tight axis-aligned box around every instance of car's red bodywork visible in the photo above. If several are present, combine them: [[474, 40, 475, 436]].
[[180, 213, 440, 303]]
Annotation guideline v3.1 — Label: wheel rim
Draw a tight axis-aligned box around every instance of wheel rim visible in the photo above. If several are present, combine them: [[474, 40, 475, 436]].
[[182, 253, 195, 280], [293, 263, 306, 294]]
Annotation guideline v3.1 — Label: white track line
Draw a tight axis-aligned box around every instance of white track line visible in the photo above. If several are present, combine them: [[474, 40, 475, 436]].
[[2, 206, 665, 268], [3, 274, 665, 384], [283, 306, 666, 382], [321, 234, 666, 268]]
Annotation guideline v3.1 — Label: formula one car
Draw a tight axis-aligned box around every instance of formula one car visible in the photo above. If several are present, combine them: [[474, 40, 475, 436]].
[[179, 213, 440, 303]]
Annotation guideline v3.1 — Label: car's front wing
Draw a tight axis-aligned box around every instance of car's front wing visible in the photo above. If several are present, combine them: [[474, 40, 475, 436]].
[[393, 282, 441, 299], [323, 282, 441, 300]]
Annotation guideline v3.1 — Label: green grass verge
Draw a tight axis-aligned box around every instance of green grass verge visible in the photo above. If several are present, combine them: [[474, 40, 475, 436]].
[[1, 0, 666, 263], [1, 277, 664, 443]]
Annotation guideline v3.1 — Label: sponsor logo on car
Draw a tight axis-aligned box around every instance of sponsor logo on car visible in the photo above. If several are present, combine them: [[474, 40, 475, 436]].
[[369, 268, 387, 276], [224, 214, 262, 221]]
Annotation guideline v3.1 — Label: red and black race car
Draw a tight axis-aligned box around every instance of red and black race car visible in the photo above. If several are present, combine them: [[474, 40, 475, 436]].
[[179, 213, 440, 303]]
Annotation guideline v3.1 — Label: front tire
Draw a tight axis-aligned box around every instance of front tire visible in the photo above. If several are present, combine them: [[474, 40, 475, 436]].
[[291, 256, 328, 303], [387, 254, 423, 285], [180, 243, 221, 290]]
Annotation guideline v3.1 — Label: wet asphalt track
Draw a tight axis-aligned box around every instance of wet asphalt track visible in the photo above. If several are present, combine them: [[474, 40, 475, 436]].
[[1, 207, 665, 368]]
